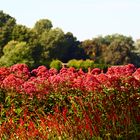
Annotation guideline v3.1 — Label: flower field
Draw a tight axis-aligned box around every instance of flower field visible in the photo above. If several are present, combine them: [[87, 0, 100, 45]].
[[0, 63, 140, 139]]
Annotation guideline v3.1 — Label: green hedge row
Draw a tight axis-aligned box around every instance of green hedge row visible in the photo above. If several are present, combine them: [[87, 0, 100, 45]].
[[50, 59, 109, 71]]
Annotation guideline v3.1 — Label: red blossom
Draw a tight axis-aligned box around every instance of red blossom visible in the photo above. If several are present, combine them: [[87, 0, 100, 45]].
[[91, 68, 101, 75], [2, 74, 24, 92], [9, 64, 30, 80], [133, 68, 140, 80]]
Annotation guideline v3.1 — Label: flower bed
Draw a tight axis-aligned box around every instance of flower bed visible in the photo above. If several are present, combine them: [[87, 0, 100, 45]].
[[0, 64, 140, 139]]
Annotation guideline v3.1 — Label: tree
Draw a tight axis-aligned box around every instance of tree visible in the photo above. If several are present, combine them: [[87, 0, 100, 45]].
[[39, 28, 87, 65], [64, 32, 87, 61], [81, 37, 106, 63], [11, 24, 35, 43], [30, 42, 44, 68], [81, 34, 137, 65], [33, 19, 53, 35], [81, 39, 95, 59], [0, 41, 34, 67], [103, 34, 135, 65], [39, 28, 65, 65], [129, 39, 140, 67], [0, 11, 16, 56]]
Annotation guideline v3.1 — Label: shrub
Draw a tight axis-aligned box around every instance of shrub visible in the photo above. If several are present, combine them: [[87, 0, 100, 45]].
[[67, 59, 81, 69], [50, 59, 62, 70], [80, 59, 94, 71], [0, 63, 140, 139]]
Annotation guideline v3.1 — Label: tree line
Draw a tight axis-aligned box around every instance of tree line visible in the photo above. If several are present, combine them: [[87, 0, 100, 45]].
[[0, 10, 140, 69]]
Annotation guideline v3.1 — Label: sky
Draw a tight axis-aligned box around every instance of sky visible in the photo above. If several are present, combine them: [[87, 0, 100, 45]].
[[0, 0, 140, 41]]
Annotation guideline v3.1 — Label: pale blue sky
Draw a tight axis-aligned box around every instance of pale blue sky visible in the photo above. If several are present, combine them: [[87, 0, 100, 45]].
[[0, 0, 140, 41]]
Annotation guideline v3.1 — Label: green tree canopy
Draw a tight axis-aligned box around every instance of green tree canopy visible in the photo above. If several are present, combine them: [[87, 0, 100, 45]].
[[81, 37, 106, 63], [33, 19, 53, 35], [0, 11, 139, 68], [39, 28, 86, 65], [81, 34, 136, 65], [0, 11, 16, 56], [11, 24, 35, 44], [0, 40, 34, 67], [64, 32, 87, 61], [103, 34, 135, 65], [39, 28, 65, 65]]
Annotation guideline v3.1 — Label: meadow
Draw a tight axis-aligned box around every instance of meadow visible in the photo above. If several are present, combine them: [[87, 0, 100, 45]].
[[0, 63, 140, 140]]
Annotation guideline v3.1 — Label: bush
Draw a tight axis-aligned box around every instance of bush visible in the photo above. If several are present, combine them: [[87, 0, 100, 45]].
[[50, 59, 63, 70], [67, 59, 80, 69], [93, 63, 109, 72], [80, 59, 94, 71], [0, 64, 140, 139]]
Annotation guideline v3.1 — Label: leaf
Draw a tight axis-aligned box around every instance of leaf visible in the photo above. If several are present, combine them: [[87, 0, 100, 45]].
[[14, 108, 22, 115]]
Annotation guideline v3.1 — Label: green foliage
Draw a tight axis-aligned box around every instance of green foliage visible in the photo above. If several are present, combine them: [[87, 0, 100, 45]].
[[103, 34, 135, 65], [50, 59, 63, 70], [64, 32, 87, 61], [81, 37, 106, 62], [67, 59, 109, 71], [11, 24, 35, 43], [131, 40, 140, 67], [40, 29, 86, 65], [30, 43, 45, 68], [0, 89, 6, 104], [33, 19, 53, 34], [0, 10, 16, 56], [67, 59, 94, 71], [81, 34, 136, 66], [80, 59, 94, 71], [0, 41, 34, 67], [0, 11, 140, 68], [40, 28, 65, 64], [93, 63, 109, 71], [67, 59, 82, 69]]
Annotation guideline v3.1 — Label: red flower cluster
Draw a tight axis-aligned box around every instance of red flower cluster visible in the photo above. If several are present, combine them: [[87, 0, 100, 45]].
[[0, 63, 140, 97]]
